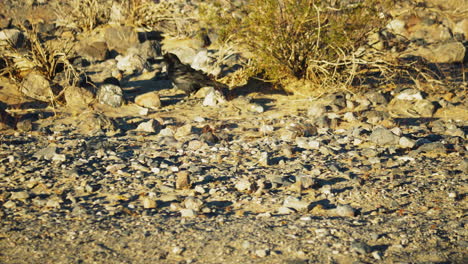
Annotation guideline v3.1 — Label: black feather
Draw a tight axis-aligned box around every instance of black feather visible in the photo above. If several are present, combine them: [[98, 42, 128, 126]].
[[163, 53, 228, 95]]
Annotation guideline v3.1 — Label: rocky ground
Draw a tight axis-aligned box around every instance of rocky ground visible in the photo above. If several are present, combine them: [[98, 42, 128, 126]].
[[1, 0, 468, 263]]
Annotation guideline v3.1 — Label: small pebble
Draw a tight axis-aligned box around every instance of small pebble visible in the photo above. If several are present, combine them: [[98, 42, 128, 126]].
[[335, 204, 357, 217], [180, 209, 196, 217], [351, 241, 372, 254], [255, 249, 269, 258], [176, 171, 191, 189]]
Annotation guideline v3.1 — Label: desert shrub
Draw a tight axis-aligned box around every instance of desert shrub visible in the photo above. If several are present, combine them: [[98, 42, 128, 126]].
[[0, 25, 82, 99], [54, 0, 111, 31], [126, 0, 199, 37], [200, 0, 391, 90]]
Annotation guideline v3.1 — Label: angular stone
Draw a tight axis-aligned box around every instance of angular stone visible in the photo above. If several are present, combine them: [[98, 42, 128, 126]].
[[417, 142, 446, 154], [0, 28, 24, 48], [413, 99, 435, 117], [104, 26, 139, 54], [116, 53, 147, 75], [203, 87, 226, 106], [20, 72, 53, 102], [180, 208, 196, 217], [370, 127, 399, 146], [174, 124, 192, 139], [365, 91, 388, 105], [235, 178, 255, 192], [135, 91, 161, 109], [33, 146, 58, 160], [176, 171, 191, 190], [409, 41, 466, 63], [334, 204, 357, 217], [77, 41, 108, 62], [283, 196, 309, 211], [64, 86, 95, 108], [142, 197, 157, 209], [10, 191, 29, 200], [351, 241, 372, 254], [395, 89, 424, 100], [399, 136, 416, 148], [135, 119, 160, 133], [389, 91, 435, 117], [97, 83, 124, 107], [191, 49, 221, 76], [183, 196, 203, 211]]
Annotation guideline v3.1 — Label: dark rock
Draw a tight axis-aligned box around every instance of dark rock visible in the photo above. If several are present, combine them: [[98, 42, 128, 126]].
[[0, 108, 15, 130], [76, 41, 109, 62]]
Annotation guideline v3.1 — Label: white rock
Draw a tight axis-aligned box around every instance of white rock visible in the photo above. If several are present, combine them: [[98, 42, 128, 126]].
[[259, 152, 269, 166], [260, 125, 274, 134], [172, 246, 185, 255], [256, 212, 272, 218], [395, 89, 423, 100], [159, 127, 175, 137], [255, 249, 269, 258], [180, 208, 196, 217], [10, 191, 29, 200], [52, 154, 67, 162], [142, 197, 157, 209], [135, 119, 159, 133], [235, 178, 254, 192], [191, 49, 221, 76], [390, 127, 402, 136], [194, 185, 206, 194], [203, 87, 226, 106], [116, 53, 146, 74], [250, 103, 264, 113], [343, 112, 356, 122], [184, 196, 203, 211], [334, 204, 357, 217], [399, 137, 416, 148], [277, 206, 295, 215], [386, 19, 406, 35], [372, 251, 383, 260], [3, 200, 16, 209], [320, 184, 332, 195], [193, 116, 206, 123], [283, 196, 309, 211]]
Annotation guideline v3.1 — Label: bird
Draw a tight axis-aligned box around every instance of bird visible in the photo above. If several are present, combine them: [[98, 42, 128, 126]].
[[163, 52, 228, 96]]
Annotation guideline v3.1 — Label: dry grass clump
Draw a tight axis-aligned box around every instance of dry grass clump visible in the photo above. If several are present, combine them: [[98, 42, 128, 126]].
[[0, 25, 82, 106], [126, 0, 199, 37], [3, 26, 77, 80], [200, 0, 399, 92], [53, 0, 111, 32]]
